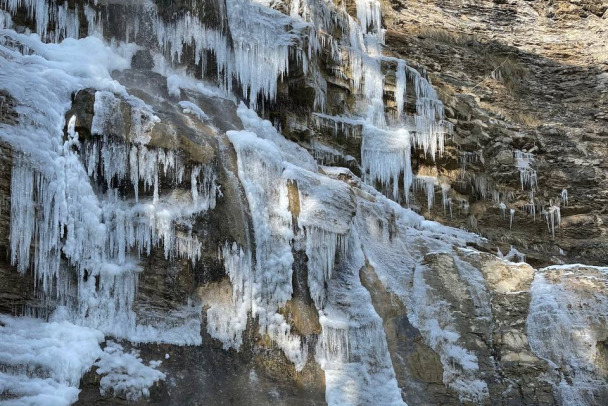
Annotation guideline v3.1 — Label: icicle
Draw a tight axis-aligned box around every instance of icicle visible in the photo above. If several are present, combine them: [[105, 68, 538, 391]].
[[546, 205, 561, 238], [414, 176, 437, 211], [395, 60, 406, 118], [514, 150, 537, 190], [361, 126, 412, 202], [527, 191, 536, 221], [9, 155, 35, 274], [509, 208, 515, 229], [206, 242, 253, 350], [499, 202, 506, 219], [441, 184, 451, 215], [561, 188, 568, 206], [305, 227, 348, 307]]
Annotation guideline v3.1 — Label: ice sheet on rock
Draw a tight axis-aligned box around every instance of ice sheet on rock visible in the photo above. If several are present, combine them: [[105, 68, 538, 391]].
[[236, 103, 317, 172], [352, 187, 488, 402], [409, 262, 489, 403], [152, 55, 233, 101], [284, 164, 355, 234], [0, 315, 104, 405], [316, 228, 405, 406], [178, 100, 209, 122], [528, 266, 608, 405], [453, 253, 493, 326], [0, 372, 80, 406], [226, 130, 294, 310], [394, 60, 406, 118], [206, 242, 253, 350], [283, 164, 356, 306], [226, 129, 307, 370], [95, 341, 165, 401], [91, 90, 125, 138]]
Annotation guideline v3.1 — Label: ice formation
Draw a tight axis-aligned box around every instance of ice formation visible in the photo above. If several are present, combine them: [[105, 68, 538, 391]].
[[0, 30, 208, 345], [499, 202, 507, 219], [316, 229, 404, 406], [528, 266, 608, 405], [503, 246, 526, 262], [545, 204, 561, 238], [353, 185, 489, 403], [95, 341, 165, 401], [1, 0, 601, 404], [514, 150, 537, 190], [0, 315, 104, 405], [226, 129, 308, 369], [205, 242, 253, 350]]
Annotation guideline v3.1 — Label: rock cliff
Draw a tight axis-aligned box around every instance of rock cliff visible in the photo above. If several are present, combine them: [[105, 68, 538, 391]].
[[0, 0, 606, 405]]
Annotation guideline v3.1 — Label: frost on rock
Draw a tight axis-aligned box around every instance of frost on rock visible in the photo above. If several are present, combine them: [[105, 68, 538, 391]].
[[527, 266, 608, 405], [95, 341, 165, 401], [179, 100, 209, 122]]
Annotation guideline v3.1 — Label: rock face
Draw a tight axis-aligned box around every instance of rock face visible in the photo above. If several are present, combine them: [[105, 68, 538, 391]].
[[0, 0, 607, 405], [382, 0, 608, 266]]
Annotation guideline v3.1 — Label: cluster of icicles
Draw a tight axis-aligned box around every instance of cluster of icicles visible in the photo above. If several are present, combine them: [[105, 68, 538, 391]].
[[4, 0, 454, 202], [492, 150, 565, 236], [2, 0, 564, 240], [8, 85, 216, 340]]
